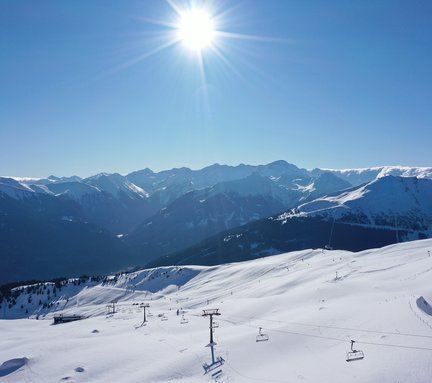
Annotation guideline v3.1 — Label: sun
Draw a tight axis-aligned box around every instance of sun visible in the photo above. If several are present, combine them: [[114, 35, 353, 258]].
[[177, 9, 215, 51]]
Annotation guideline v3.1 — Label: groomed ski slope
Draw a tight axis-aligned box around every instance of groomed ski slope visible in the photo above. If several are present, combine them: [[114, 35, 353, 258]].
[[1, 239, 432, 382]]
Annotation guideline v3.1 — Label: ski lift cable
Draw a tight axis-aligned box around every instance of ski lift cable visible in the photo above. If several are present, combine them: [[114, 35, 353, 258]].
[[268, 326, 432, 352], [287, 321, 432, 339], [218, 317, 432, 352], [327, 213, 336, 248], [227, 314, 432, 339]]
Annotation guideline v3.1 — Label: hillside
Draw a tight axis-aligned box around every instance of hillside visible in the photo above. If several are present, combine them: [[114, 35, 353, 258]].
[[0, 183, 134, 284], [150, 176, 432, 268], [289, 176, 432, 233], [2, 163, 432, 284], [127, 171, 351, 262], [1, 239, 432, 382]]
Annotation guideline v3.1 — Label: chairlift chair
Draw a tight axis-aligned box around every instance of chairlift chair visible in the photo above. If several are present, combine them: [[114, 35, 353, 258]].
[[256, 327, 269, 342], [180, 315, 188, 324], [346, 340, 364, 362], [161, 315, 168, 321], [212, 321, 219, 328]]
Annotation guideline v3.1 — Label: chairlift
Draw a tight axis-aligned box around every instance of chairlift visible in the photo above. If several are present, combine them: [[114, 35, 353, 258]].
[[161, 315, 168, 321], [212, 321, 219, 328], [180, 315, 189, 324], [256, 327, 269, 342], [346, 340, 364, 362]]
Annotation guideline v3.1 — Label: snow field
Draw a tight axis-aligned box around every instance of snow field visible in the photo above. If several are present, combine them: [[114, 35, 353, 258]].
[[1, 239, 432, 382]]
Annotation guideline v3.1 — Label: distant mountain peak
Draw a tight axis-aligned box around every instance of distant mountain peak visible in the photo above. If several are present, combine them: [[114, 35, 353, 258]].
[[86, 172, 115, 180], [267, 159, 291, 167], [0, 177, 35, 199]]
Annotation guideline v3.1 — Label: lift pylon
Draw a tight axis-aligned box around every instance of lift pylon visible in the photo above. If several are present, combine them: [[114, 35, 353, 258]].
[[202, 309, 224, 374]]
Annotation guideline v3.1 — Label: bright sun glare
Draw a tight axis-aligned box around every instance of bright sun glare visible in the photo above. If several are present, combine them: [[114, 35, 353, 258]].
[[178, 9, 215, 51], [117, 2, 282, 79]]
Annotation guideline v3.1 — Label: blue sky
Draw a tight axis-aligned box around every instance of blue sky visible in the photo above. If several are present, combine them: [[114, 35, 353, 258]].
[[1, 0, 431, 177]]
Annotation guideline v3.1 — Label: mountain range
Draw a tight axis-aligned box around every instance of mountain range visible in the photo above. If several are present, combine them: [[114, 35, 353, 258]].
[[1, 161, 432, 284]]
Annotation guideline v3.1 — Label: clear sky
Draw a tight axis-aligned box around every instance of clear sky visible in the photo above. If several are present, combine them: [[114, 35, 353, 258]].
[[1, 0, 431, 177]]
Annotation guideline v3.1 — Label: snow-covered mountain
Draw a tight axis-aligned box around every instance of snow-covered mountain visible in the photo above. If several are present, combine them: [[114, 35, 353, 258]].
[[1, 239, 432, 382], [84, 173, 149, 199], [2, 160, 350, 238], [318, 166, 432, 186], [127, 171, 352, 262], [286, 176, 432, 235], [2, 162, 432, 284], [43, 181, 100, 200], [0, 177, 35, 199], [127, 163, 257, 193], [0, 185, 134, 284], [7, 162, 432, 199], [127, 188, 286, 261], [151, 176, 432, 268], [3, 174, 157, 234], [126, 161, 310, 209], [14, 175, 83, 186]]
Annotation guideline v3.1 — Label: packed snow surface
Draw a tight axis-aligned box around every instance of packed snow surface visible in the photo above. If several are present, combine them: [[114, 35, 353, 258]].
[[1, 240, 432, 382]]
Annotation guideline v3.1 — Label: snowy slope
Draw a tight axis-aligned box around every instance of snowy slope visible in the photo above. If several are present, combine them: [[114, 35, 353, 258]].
[[1, 239, 432, 382], [127, 189, 286, 261], [0, 174, 156, 235], [6, 173, 149, 201], [127, 172, 351, 261], [126, 161, 311, 208], [45, 181, 102, 199], [207, 171, 350, 205], [287, 176, 432, 235], [6, 162, 432, 198], [322, 166, 432, 186], [0, 177, 35, 200], [84, 173, 149, 199], [8, 176, 82, 185]]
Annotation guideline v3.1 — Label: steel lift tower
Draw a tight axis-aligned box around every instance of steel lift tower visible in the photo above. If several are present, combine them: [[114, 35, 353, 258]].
[[202, 309, 224, 375]]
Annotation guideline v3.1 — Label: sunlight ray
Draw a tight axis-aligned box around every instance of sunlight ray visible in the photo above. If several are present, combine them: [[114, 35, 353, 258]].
[[129, 15, 179, 29], [209, 45, 245, 82], [165, 0, 183, 17], [197, 51, 207, 90], [214, 30, 294, 44], [97, 38, 180, 79], [211, 2, 244, 25]]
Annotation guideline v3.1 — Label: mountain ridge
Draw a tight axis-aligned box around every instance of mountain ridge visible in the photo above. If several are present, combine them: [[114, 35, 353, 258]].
[[147, 175, 432, 268], [2, 161, 432, 284]]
